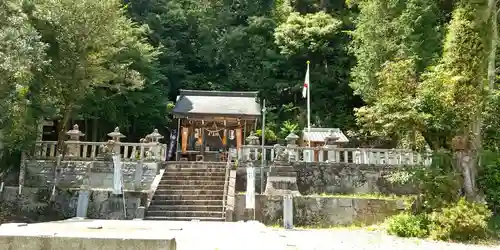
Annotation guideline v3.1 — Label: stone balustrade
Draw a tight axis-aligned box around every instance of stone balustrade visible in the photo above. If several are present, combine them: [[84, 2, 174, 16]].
[[32, 126, 167, 162], [238, 131, 432, 167]]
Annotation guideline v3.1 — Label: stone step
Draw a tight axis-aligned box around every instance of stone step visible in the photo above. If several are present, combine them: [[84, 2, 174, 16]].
[[154, 189, 224, 196], [150, 199, 223, 206], [159, 180, 226, 186], [166, 167, 226, 172], [146, 210, 224, 218], [161, 175, 225, 181], [157, 184, 224, 190], [152, 194, 224, 201], [147, 205, 223, 212], [165, 163, 226, 169], [163, 171, 226, 177], [144, 216, 225, 222]]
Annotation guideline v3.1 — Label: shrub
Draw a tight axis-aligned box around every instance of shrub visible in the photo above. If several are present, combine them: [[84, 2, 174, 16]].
[[477, 151, 500, 212], [386, 213, 430, 238], [428, 198, 492, 241]]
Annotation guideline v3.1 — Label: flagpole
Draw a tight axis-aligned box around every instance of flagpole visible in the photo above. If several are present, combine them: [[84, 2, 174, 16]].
[[306, 61, 311, 147]]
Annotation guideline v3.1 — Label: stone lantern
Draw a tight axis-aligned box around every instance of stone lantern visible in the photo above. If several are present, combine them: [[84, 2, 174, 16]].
[[285, 132, 299, 162], [245, 132, 260, 161], [66, 124, 85, 157], [148, 129, 164, 160], [148, 129, 164, 143], [324, 129, 339, 145], [323, 129, 339, 162], [246, 132, 260, 146], [107, 127, 125, 154], [285, 132, 299, 146]]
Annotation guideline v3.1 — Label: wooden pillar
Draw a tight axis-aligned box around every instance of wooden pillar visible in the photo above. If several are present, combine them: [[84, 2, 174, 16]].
[[200, 121, 206, 157], [222, 121, 227, 150], [181, 126, 188, 153], [236, 128, 242, 150], [243, 120, 247, 144], [175, 118, 181, 161]]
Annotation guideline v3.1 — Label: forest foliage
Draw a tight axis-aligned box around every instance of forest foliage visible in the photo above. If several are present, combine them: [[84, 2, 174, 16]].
[[0, 0, 499, 197]]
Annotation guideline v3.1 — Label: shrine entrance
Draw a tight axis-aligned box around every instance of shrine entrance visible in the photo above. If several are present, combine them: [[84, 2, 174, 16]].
[[172, 90, 261, 162]]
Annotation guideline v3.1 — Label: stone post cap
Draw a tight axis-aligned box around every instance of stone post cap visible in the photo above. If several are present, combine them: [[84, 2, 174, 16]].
[[246, 132, 260, 145], [107, 127, 125, 139], [66, 124, 85, 138]]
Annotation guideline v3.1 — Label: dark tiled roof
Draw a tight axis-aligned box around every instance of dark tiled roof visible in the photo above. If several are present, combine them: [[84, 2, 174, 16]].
[[172, 89, 261, 117], [302, 128, 349, 143]]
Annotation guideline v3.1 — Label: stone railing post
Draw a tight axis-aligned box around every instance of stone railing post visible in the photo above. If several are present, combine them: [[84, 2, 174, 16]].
[[324, 129, 339, 162], [107, 127, 125, 155], [285, 132, 299, 162], [66, 124, 85, 158]]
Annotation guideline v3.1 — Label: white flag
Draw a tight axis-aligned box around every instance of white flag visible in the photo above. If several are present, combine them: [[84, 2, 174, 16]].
[[302, 62, 310, 98]]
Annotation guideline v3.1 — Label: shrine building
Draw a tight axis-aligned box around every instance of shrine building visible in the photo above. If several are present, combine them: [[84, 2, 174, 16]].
[[172, 89, 261, 161]]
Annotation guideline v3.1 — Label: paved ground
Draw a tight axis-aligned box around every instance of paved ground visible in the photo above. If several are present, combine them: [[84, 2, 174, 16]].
[[0, 219, 498, 250], [277, 229, 499, 250]]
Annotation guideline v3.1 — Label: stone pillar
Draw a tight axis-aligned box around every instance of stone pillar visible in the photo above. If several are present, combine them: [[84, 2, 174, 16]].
[[324, 129, 339, 162], [66, 124, 85, 157], [107, 127, 125, 155], [76, 176, 90, 218], [243, 133, 259, 217], [285, 132, 299, 162], [283, 193, 294, 229]]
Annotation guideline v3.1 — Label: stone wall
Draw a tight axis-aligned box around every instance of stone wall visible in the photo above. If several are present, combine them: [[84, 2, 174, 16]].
[[231, 194, 407, 226], [25, 160, 159, 190], [236, 162, 418, 195], [0, 187, 147, 224]]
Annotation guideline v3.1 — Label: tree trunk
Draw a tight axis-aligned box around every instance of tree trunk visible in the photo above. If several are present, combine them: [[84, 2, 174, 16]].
[[457, 150, 478, 201], [459, 0, 500, 203], [92, 119, 98, 142], [56, 106, 73, 158], [488, 0, 497, 90]]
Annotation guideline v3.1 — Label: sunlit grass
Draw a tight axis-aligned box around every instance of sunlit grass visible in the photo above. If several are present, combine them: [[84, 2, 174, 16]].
[[237, 192, 415, 201]]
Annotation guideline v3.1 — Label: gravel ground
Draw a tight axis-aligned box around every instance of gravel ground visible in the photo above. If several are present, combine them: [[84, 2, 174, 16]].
[[275, 228, 500, 250]]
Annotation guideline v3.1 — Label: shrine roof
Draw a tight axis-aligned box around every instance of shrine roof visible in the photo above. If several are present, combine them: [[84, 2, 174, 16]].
[[172, 89, 261, 118], [302, 128, 349, 143]]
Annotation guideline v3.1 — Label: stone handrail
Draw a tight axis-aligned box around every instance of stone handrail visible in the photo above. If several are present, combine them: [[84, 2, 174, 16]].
[[33, 141, 167, 161], [238, 145, 432, 166], [225, 170, 237, 212], [222, 154, 232, 216]]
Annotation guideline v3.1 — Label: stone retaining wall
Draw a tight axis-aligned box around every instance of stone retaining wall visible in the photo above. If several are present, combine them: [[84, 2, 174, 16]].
[[231, 194, 407, 226], [25, 160, 158, 190], [236, 162, 418, 195], [0, 187, 146, 223]]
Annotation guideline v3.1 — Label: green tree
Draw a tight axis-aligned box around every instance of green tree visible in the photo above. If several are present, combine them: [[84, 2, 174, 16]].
[[27, 0, 157, 153], [0, 0, 47, 173]]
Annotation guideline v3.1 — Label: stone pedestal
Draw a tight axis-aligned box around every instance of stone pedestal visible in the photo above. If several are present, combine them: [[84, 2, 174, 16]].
[[264, 142, 301, 197], [264, 163, 300, 196]]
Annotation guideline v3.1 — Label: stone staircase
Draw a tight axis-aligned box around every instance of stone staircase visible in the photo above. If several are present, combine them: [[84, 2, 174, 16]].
[[145, 162, 227, 221]]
